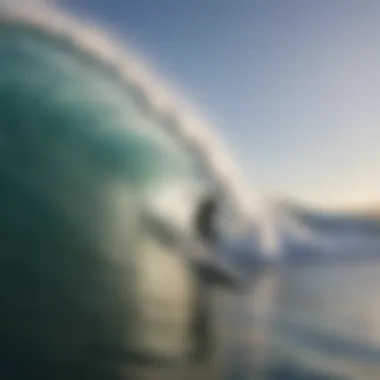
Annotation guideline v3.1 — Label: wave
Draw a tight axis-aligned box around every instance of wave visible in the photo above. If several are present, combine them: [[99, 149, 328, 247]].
[[0, 0, 266, 225]]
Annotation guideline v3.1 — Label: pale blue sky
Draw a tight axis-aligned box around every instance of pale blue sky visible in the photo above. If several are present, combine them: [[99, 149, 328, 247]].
[[62, 0, 380, 210]]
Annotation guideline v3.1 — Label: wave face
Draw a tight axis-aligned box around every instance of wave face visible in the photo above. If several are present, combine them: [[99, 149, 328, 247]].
[[0, 10, 194, 379], [0, 3, 265, 377]]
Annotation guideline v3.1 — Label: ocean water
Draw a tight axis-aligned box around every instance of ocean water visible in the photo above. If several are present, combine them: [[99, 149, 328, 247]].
[[0, 15, 209, 378], [114, 257, 380, 380], [2, 6, 380, 380], [247, 260, 380, 380]]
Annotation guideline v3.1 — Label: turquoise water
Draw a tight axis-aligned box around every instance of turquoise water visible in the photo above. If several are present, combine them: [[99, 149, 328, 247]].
[[0, 22, 210, 378]]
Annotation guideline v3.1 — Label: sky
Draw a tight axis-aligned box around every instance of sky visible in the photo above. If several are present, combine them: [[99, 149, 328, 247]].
[[60, 0, 379, 210]]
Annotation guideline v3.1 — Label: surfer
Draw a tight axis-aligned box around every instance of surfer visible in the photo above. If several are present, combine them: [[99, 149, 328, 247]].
[[195, 193, 220, 248], [190, 192, 221, 363]]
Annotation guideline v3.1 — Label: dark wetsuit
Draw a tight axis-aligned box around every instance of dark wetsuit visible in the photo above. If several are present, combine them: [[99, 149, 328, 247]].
[[195, 197, 218, 246], [191, 196, 219, 363]]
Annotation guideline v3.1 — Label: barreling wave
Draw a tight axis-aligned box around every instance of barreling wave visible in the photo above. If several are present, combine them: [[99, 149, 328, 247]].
[[0, 0, 267, 228], [0, 3, 272, 378]]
